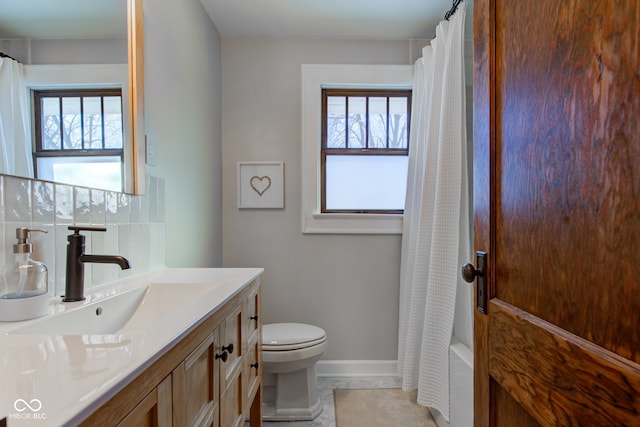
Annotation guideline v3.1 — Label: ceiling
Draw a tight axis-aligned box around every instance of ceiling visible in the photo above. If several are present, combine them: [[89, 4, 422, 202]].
[[0, 0, 467, 41], [0, 0, 126, 39], [200, 0, 461, 40]]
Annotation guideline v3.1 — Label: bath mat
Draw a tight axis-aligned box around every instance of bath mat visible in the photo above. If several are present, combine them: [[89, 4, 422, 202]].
[[334, 388, 436, 427]]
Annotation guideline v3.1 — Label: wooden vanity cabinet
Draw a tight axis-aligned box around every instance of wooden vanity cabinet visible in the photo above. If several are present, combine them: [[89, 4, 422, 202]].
[[80, 278, 262, 427]]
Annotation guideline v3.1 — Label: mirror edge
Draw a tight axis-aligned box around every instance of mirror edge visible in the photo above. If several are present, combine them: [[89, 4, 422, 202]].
[[128, 0, 145, 194]]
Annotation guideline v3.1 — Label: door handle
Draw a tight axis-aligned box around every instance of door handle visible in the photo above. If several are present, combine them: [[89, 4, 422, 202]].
[[461, 251, 488, 314], [461, 263, 483, 282]]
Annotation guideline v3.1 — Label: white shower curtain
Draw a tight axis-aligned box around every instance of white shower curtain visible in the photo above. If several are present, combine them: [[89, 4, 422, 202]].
[[398, 3, 470, 422], [0, 56, 34, 177]]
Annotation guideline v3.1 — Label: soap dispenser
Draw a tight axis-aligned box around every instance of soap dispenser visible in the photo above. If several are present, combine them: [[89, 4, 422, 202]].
[[0, 227, 50, 321]]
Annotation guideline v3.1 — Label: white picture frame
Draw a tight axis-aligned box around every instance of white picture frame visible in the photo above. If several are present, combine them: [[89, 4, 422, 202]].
[[237, 161, 285, 208]]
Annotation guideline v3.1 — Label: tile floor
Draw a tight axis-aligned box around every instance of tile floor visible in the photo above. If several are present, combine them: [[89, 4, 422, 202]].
[[261, 375, 402, 427]]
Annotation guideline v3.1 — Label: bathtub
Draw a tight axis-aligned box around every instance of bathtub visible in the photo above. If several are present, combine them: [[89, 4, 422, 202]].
[[432, 337, 473, 427]]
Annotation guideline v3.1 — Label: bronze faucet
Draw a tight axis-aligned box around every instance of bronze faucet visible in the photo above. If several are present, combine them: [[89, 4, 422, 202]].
[[63, 226, 131, 302]]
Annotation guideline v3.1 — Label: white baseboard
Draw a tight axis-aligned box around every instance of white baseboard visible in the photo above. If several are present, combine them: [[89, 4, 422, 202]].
[[316, 360, 399, 377]]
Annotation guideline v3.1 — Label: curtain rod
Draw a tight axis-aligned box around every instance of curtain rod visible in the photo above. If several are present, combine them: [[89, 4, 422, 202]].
[[0, 52, 17, 61], [444, 0, 463, 21]]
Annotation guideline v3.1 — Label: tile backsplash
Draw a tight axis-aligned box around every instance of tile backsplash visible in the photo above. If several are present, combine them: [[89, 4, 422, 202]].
[[0, 174, 166, 297]]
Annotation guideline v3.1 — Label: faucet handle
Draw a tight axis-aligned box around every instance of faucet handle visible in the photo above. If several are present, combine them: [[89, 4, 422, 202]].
[[68, 226, 107, 235]]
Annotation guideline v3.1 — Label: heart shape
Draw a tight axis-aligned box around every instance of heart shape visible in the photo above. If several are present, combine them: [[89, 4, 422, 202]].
[[250, 175, 272, 196]]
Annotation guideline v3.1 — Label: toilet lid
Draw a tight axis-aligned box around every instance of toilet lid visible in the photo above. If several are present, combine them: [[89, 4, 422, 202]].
[[263, 323, 326, 351]]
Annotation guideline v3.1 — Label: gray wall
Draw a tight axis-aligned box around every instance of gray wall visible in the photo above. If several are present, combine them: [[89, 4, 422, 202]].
[[145, 0, 223, 267], [221, 39, 414, 360], [29, 38, 127, 64], [20, 1, 474, 361]]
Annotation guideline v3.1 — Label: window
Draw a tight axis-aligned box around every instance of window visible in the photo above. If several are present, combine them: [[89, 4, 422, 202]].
[[33, 88, 125, 192], [301, 64, 414, 234], [322, 89, 411, 213]]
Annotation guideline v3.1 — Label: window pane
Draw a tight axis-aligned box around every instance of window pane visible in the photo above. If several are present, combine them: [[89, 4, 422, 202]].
[[62, 97, 82, 149], [103, 96, 123, 149], [325, 155, 408, 210], [368, 97, 387, 148], [348, 97, 366, 148], [41, 97, 61, 150], [327, 96, 346, 148], [83, 97, 103, 149], [36, 156, 122, 192], [389, 97, 408, 149]]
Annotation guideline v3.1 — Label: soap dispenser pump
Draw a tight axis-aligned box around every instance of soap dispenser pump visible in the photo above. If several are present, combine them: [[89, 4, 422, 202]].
[[0, 227, 50, 321]]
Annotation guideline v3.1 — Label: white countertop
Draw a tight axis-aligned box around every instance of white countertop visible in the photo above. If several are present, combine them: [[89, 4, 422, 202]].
[[0, 267, 263, 426]]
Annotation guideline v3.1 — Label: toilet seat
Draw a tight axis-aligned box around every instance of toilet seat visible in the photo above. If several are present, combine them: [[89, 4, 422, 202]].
[[263, 323, 327, 351]]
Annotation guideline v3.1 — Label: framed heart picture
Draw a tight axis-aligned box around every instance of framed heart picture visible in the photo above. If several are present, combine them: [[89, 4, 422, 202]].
[[237, 161, 285, 208]]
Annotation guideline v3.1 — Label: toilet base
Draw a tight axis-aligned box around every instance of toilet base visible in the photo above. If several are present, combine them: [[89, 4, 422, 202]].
[[262, 396, 323, 421], [262, 365, 323, 421]]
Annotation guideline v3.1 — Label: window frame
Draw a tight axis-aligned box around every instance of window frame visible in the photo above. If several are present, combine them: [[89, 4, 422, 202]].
[[22, 63, 134, 192], [32, 88, 126, 192], [301, 64, 413, 235], [321, 88, 411, 214]]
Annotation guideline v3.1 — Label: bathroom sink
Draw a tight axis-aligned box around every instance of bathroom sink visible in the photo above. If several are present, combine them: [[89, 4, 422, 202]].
[[9, 282, 216, 335], [118, 282, 217, 332], [10, 286, 147, 335]]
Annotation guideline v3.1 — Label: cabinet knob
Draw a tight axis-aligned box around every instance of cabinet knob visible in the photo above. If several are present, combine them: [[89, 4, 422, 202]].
[[222, 344, 234, 354], [215, 351, 228, 363], [249, 315, 259, 322], [250, 362, 259, 369]]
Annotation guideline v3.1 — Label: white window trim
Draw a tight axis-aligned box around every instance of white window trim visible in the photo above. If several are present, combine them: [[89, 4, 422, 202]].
[[301, 64, 413, 234]]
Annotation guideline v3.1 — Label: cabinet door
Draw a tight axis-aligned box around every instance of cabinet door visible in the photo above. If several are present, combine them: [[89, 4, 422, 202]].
[[220, 374, 244, 427], [244, 336, 261, 411], [220, 305, 243, 391], [172, 331, 219, 427], [117, 375, 172, 427], [220, 305, 244, 427], [243, 282, 261, 409]]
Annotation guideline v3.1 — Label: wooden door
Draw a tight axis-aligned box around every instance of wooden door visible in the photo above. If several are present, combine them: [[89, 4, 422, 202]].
[[473, 0, 640, 426]]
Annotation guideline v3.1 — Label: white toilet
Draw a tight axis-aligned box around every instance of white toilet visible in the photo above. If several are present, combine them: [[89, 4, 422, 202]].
[[262, 323, 328, 421]]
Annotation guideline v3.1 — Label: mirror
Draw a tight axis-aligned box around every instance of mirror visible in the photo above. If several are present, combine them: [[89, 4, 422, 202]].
[[0, 0, 145, 194]]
